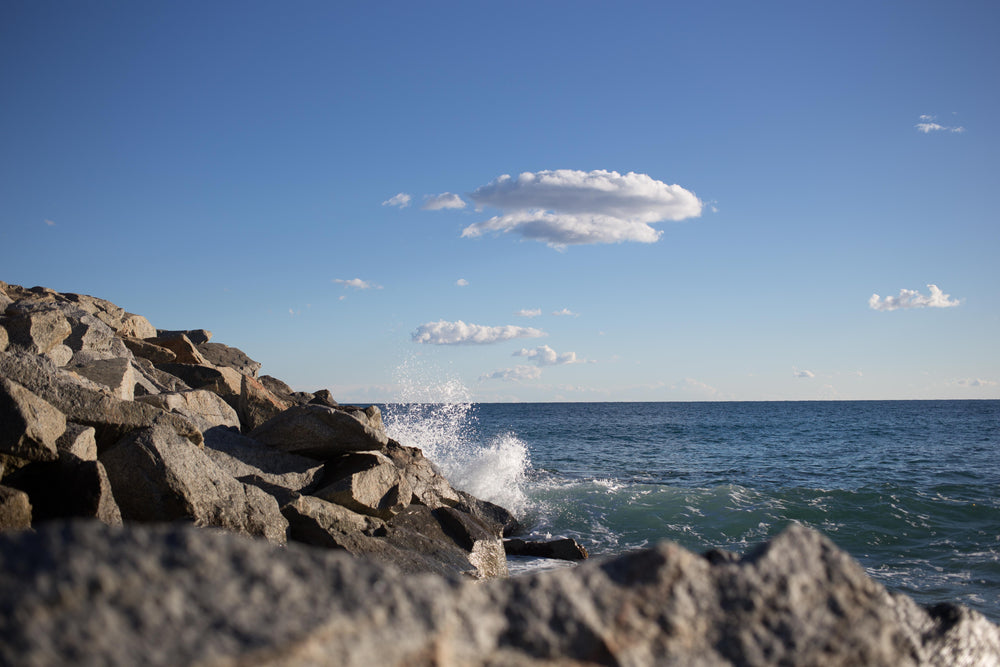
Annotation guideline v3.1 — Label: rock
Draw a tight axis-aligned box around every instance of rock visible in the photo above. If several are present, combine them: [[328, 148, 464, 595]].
[[249, 404, 389, 459], [238, 374, 290, 433], [456, 489, 524, 537], [56, 423, 97, 461], [313, 451, 413, 519], [202, 426, 323, 499], [3, 455, 122, 525], [0, 377, 64, 464], [0, 485, 31, 530], [136, 389, 241, 432], [432, 505, 509, 578], [100, 425, 287, 544], [0, 349, 203, 449], [122, 336, 177, 364], [282, 494, 387, 547], [308, 388, 338, 407], [2, 518, 999, 666], [156, 328, 212, 344], [258, 374, 296, 400], [1, 305, 72, 354], [504, 537, 589, 561], [62, 309, 131, 365], [69, 357, 142, 401], [0, 323, 7, 351], [61, 292, 156, 338], [146, 333, 208, 365], [197, 341, 261, 377], [384, 439, 461, 509]]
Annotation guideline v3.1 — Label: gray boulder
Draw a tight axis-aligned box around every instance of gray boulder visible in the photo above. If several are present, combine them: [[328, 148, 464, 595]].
[[136, 389, 241, 432], [249, 404, 389, 459], [69, 357, 149, 401], [146, 333, 208, 365], [0, 376, 64, 464], [197, 341, 262, 377], [56, 423, 97, 461], [202, 426, 323, 499], [3, 521, 996, 665], [0, 485, 31, 531], [0, 349, 202, 449], [313, 451, 413, 519], [100, 425, 287, 544], [1, 305, 72, 355], [156, 328, 212, 344], [238, 373, 290, 433], [384, 439, 461, 509], [3, 454, 122, 525], [122, 336, 177, 364]]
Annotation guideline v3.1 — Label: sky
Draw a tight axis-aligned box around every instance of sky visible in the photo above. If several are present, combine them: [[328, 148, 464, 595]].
[[2, 1, 998, 403]]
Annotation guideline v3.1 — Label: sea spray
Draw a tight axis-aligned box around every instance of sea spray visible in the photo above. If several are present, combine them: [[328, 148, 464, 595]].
[[381, 360, 532, 515]]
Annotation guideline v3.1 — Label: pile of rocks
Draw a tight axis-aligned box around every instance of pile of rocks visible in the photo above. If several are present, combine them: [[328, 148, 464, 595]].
[[0, 281, 528, 579], [2, 281, 998, 665]]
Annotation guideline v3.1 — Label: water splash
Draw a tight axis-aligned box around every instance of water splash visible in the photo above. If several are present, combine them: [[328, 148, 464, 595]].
[[382, 359, 531, 515]]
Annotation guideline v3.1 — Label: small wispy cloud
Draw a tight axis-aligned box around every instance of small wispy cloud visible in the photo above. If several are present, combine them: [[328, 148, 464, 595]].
[[793, 369, 815, 379], [915, 114, 965, 134], [516, 309, 542, 318], [411, 320, 546, 345], [513, 345, 587, 367], [456, 278, 469, 287], [479, 365, 543, 383], [952, 378, 997, 388], [422, 193, 467, 211], [461, 169, 702, 247], [869, 284, 960, 311], [552, 308, 579, 317], [382, 193, 412, 208], [44, 219, 56, 226], [333, 278, 382, 290]]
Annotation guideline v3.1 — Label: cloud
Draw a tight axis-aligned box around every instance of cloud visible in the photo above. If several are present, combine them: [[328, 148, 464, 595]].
[[333, 278, 382, 290], [422, 193, 467, 210], [382, 193, 412, 208], [516, 309, 542, 318], [479, 365, 543, 383], [411, 320, 546, 345], [513, 345, 586, 367], [869, 284, 961, 311], [794, 369, 815, 379], [456, 278, 469, 287], [552, 308, 579, 317], [953, 378, 998, 388], [44, 219, 56, 226], [915, 115, 965, 134], [461, 169, 702, 247]]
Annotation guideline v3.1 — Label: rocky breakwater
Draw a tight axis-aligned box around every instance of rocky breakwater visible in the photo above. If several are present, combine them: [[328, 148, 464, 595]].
[[1, 281, 999, 665], [0, 281, 516, 579]]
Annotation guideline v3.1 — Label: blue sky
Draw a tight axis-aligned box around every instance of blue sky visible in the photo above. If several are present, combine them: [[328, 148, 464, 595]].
[[2, 1, 998, 402]]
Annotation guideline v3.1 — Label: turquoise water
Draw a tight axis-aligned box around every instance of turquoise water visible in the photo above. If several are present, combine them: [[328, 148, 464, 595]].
[[382, 400, 1000, 621]]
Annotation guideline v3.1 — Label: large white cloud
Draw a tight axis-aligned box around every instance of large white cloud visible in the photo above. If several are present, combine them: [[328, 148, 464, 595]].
[[461, 169, 702, 247], [411, 320, 546, 345], [514, 345, 585, 367], [869, 284, 961, 311]]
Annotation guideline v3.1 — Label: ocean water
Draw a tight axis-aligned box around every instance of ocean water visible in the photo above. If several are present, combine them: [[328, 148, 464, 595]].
[[381, 399, 1000, 622]]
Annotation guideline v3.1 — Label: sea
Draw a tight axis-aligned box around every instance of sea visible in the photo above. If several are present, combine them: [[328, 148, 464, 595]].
[[379, 398, 1000, 623]]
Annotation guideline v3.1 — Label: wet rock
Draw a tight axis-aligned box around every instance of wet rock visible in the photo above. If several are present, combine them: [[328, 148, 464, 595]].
[[313, 451, 412, 519], [456, 489, 524, 537], [100, 425, 286, 544], [383, 439, 462, 509], [249, 404, 389, 459], [503, 537, 589, 561]]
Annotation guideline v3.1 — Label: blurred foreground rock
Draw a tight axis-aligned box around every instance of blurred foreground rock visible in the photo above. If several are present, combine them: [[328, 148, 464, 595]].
[[1, 521, 997, 666]]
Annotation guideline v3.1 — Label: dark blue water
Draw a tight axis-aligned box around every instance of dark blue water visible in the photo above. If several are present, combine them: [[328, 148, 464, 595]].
[[383, 400, 1000, 621]]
